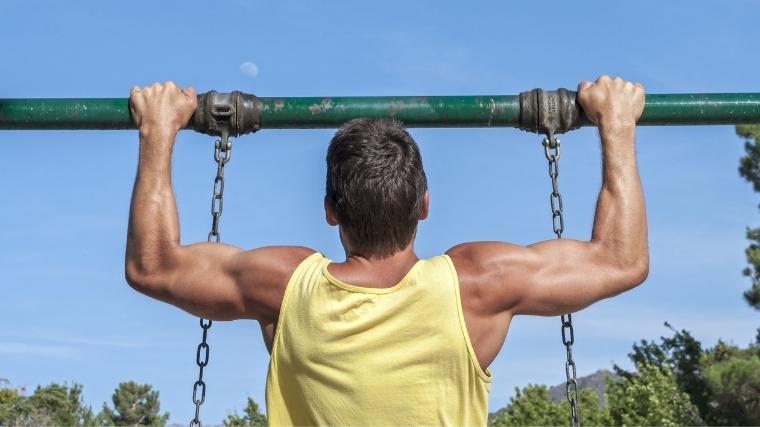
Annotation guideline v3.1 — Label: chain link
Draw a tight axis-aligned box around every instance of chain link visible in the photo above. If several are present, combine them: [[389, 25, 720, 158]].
[[542, 134, 580, 427], [190, 135, 232, 427]]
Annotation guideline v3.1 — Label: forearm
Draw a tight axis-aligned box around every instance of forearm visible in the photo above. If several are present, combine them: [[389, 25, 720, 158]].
[[591, 124, 648, 280], [125, 129, 181, 289]]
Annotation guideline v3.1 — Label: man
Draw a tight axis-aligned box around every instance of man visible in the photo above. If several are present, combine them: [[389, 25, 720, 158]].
[[126, 76, 647, 426]]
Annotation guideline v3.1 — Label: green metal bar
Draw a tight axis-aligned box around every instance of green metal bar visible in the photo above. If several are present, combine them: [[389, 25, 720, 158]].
[[1, 93, 759, 130], [641, 93, 760, 125], [0, 98, 133, 130], [256, 96, 520, 128]]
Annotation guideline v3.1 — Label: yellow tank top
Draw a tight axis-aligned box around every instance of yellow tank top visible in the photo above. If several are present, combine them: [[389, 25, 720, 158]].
[[265, 252, 492, 426]]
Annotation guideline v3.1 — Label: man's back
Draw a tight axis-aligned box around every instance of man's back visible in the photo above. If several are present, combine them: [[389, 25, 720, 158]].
[[266, 253, 490, 426]]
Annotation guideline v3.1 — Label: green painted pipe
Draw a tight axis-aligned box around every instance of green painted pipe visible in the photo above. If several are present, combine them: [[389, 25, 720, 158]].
[[1, 93, 759, 130]]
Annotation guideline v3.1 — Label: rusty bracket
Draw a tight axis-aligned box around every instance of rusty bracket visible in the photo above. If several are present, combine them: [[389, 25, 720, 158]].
[[191, 90, 260, 138], [518, 88, 585, 139]]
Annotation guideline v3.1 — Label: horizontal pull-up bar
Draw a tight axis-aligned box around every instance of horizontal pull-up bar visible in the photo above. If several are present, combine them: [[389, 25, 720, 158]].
[[1, 91, 759, 135]]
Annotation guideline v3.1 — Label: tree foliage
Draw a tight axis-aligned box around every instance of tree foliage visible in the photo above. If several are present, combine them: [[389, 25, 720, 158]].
[[620, 322, 711, 421], [607, 362, 702, 426], [489, 384, 564, 426], [491, 323, 760, 427], [223, 396, 267, 427], [616, 323, 760, 426], [702, 341, 760, 425], [489, 362, 701, 427], [0, 380, 170, 427], [488, 384, 610, 426], [737, 124, 760, 310], [0, 382, 94, 426], [95, 381, 168, 426]]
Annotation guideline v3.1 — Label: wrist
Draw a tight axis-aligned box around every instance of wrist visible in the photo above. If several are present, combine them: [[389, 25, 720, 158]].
[[598, 120, 636, 138], [139, 124, 178, 143]]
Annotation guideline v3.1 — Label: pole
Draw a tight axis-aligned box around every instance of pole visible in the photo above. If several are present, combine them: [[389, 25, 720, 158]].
[[1, 93, 759, 131]]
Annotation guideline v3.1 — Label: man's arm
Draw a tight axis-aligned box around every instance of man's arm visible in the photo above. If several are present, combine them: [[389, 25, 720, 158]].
[[449, 76, 648, 319], [125, 81, 313, 322]]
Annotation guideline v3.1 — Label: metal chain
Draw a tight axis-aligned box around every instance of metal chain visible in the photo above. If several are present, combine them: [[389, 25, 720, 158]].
[[189, 134, 232, 427], [542, 134, 581, 427]]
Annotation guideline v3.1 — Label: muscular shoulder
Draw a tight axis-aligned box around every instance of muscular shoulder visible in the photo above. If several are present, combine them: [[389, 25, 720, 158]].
[[446, 242, 538, 315], [446, 242, 516, 281], [446, 243, 506, 312], [232, 246, 316, 319]]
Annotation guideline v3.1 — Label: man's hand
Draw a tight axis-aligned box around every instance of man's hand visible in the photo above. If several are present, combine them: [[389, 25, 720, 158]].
[[129, 81, 197, 138], [577, 75, 645, 131]]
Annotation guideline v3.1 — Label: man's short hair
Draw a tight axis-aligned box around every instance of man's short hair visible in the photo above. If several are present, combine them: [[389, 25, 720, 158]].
[[326, 118, 428, 258]]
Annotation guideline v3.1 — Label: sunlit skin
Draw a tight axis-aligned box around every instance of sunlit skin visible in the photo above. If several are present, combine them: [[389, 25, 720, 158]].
[[125, 76, 648, 369]]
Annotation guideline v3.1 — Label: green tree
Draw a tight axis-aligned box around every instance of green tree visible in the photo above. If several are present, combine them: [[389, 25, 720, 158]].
[[0, 378, 15, 416], [95, 381, 168, 426], [0, 385, 21, 425], [489, 384, 565, 427], [488, 384, 610, 427], [607, 362, 703, 426], [737, 124, 760, 310], [0, 382, 94, 426], [223, 396, 267, 427], [622, 322, 712, 422], [577, 389, 613, 427], [702, 341, 760, 425], [619, 324, 760, 426]]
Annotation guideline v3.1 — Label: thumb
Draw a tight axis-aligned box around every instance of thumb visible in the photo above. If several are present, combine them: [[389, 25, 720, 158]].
[[129, 86, 143, 126], [182, 86, 197, 104], [182, 86, 197, 99], [577, 80, 592, 93]]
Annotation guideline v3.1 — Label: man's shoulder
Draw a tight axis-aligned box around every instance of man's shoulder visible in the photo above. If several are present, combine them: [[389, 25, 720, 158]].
[[444, 242, 520, 297], [445, 242, 503, 274], [235, 246, 318, 322], [237, 246, 318, 289]]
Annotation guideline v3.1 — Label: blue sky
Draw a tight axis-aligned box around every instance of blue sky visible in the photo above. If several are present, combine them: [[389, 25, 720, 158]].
[[2, 0, 759, 424]]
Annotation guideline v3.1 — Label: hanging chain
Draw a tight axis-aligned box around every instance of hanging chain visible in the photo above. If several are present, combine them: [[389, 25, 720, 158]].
[[542, 134, 581, 427], [189, 134, 232, 427]]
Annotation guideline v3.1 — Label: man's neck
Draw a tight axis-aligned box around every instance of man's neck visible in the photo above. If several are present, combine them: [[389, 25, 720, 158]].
[[329, 244, 419, 289]]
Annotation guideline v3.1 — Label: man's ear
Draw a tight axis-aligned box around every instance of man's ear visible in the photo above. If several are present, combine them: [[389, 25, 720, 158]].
[[324, 196, 339, 226], [419, 191, 430, 220]]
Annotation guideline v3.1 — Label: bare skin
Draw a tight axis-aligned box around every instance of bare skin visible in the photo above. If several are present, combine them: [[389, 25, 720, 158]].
[[126, 76, 648, 369]]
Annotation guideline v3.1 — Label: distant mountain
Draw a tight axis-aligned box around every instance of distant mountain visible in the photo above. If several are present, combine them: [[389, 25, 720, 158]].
[[548, 369, 617, 408], [489, 368, 618, 421]]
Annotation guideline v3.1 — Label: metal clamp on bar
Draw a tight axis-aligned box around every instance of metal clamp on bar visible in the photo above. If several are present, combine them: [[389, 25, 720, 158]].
[[191, 90, 260, 137], [518, 88, 586, 137]]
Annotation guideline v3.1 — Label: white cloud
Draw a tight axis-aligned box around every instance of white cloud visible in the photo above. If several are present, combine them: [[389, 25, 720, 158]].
[[239, 61, 259, 78], [573, 303, 759, 347], [0, 342, 78, 358], [0, 328, 180, 350]]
